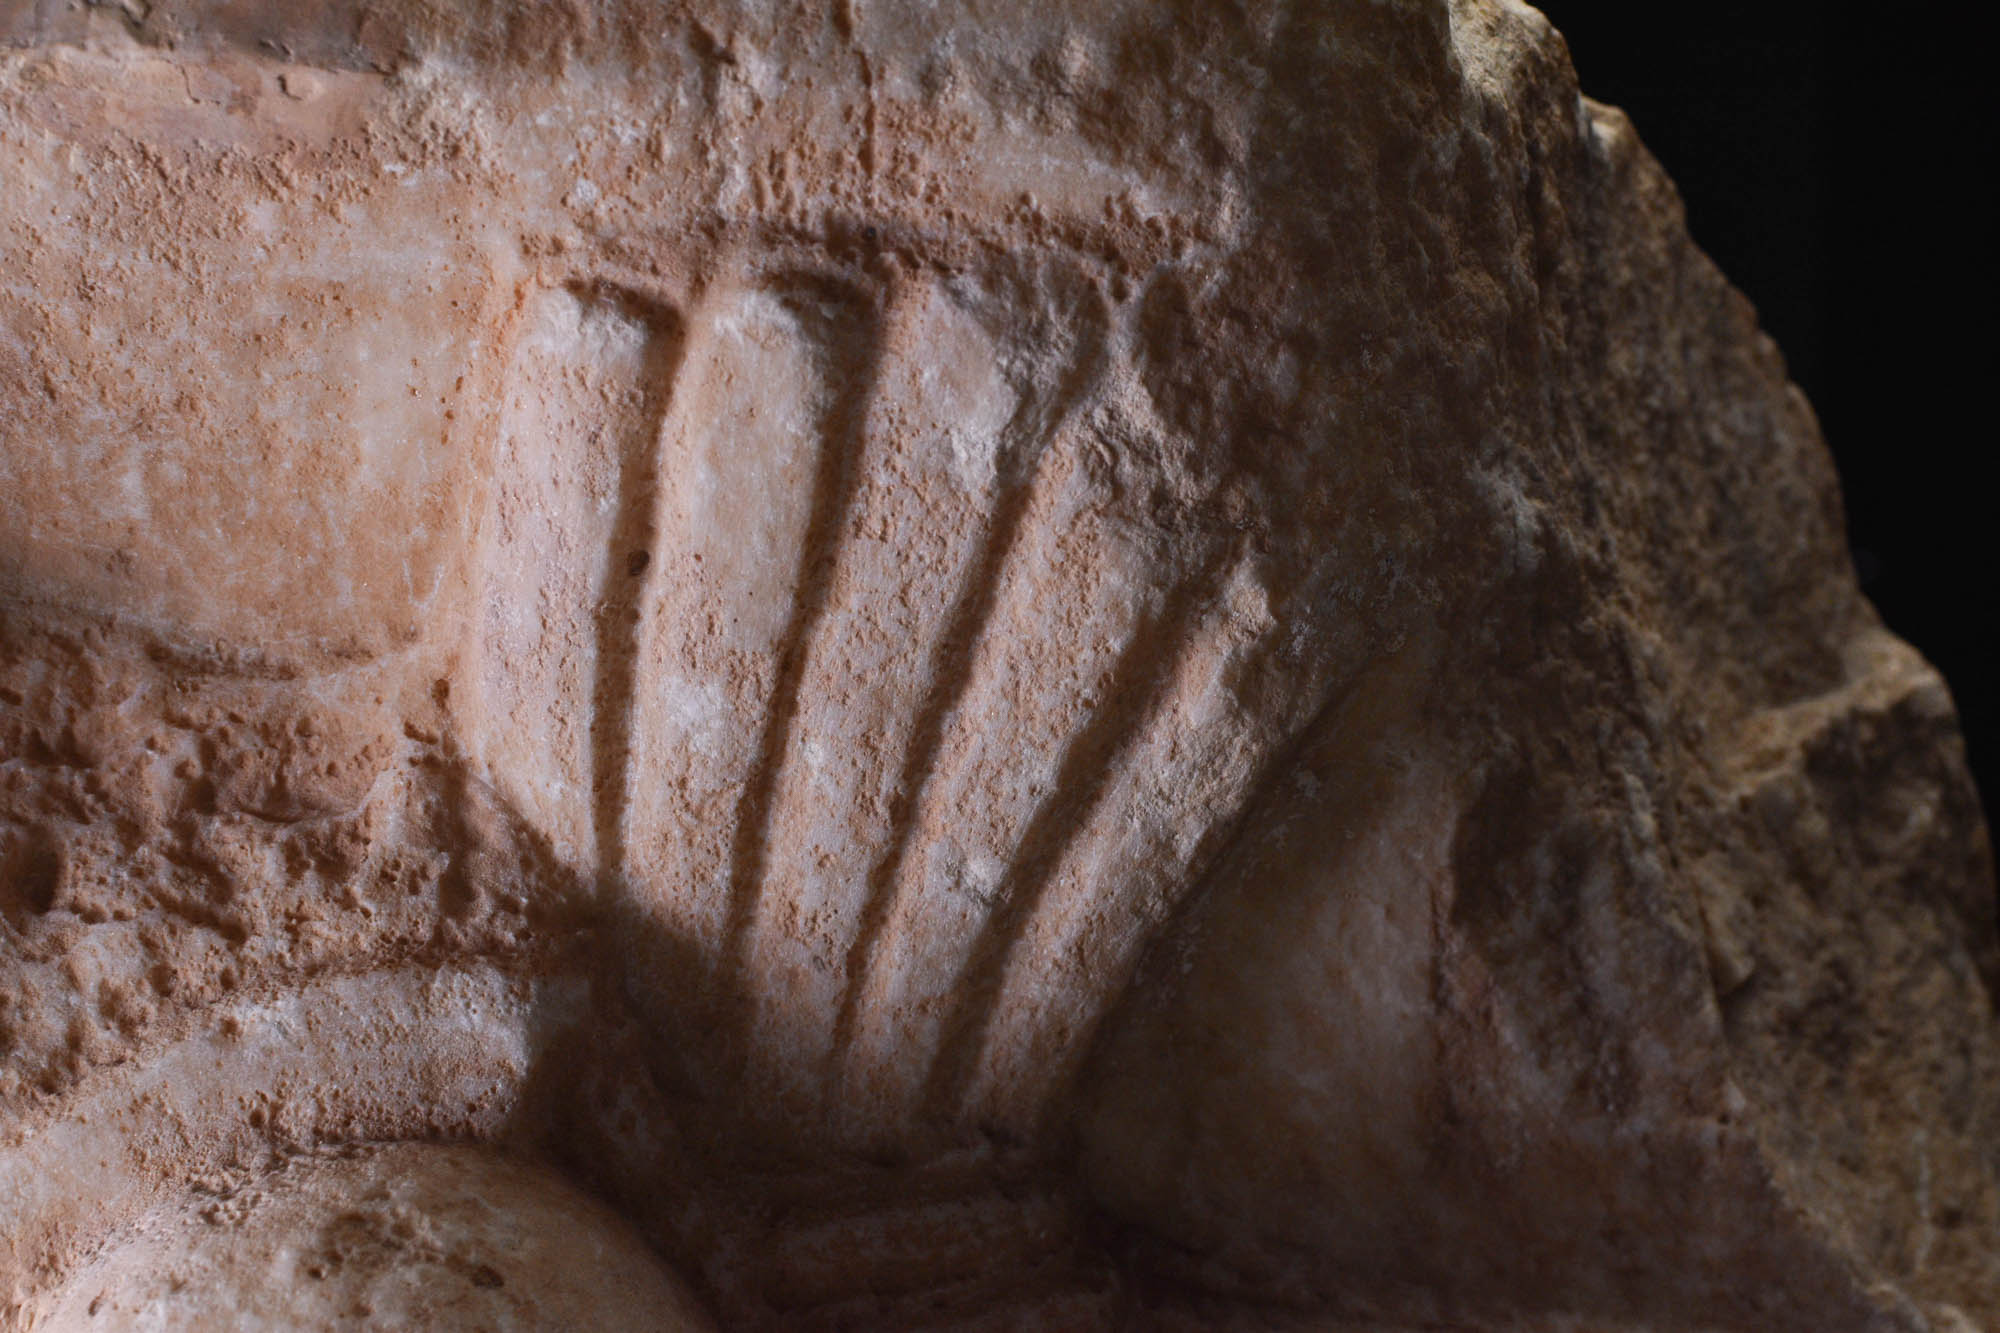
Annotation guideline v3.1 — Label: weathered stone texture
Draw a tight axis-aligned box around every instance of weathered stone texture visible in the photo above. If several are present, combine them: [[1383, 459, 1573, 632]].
[[0, 1, 1992, 1328]]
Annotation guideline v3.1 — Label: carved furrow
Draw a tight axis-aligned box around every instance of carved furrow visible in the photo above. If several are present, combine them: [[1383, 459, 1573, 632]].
[[959, 551, 1320, 1131], [616, 282, 877, 1074], [587, 285, 687, 891], [697, 271, 1112, 1127], [825, 282, 1116, 1124], [727, 277, 1039, 1116], [717, 284, 885, 1068], [473, 284, 683, 879], [820, 455, 1047, 1110], [834, 445, 1179, 1138], [758, 1182, 1077, 1313], [917, 541, 1243, 1128]]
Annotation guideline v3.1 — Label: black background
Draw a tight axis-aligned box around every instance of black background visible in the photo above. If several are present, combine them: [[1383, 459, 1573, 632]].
[[1530, 2, 1995, 831]]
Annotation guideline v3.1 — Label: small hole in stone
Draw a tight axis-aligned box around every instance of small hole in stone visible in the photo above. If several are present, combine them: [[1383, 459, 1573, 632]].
[[11, 838, 62, 915], [626, 549, 651, 576]]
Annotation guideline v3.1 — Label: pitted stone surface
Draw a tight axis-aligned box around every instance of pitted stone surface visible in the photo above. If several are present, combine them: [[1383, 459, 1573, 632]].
[[0, 1, 1993, 1329]]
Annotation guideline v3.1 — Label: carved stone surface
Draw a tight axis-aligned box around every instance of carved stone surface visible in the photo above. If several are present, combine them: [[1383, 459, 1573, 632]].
[[0, 1, 1993, 1329], [39, 1142, 711, 1330]]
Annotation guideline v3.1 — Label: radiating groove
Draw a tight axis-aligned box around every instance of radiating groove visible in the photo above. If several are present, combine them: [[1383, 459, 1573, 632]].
[[478, 281, 683, 875], [828, 319, 1111, 1091], [583, 284, 685, 894], [979, 640, 1371, 1133], [1079, 656, 1358, 1035], [918, 540, 1241, 1123], [717, 285, 883, 1047], [825, 450, 1048, 1081]]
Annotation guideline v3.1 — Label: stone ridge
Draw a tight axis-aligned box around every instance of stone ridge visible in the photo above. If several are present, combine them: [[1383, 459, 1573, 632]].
[[0, 1, 1993, 1329]]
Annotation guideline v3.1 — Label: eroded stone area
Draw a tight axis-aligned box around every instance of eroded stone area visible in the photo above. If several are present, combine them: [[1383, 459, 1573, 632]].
[[0, 1, 1994, 1329], [37, 1143, 711, 1331]]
